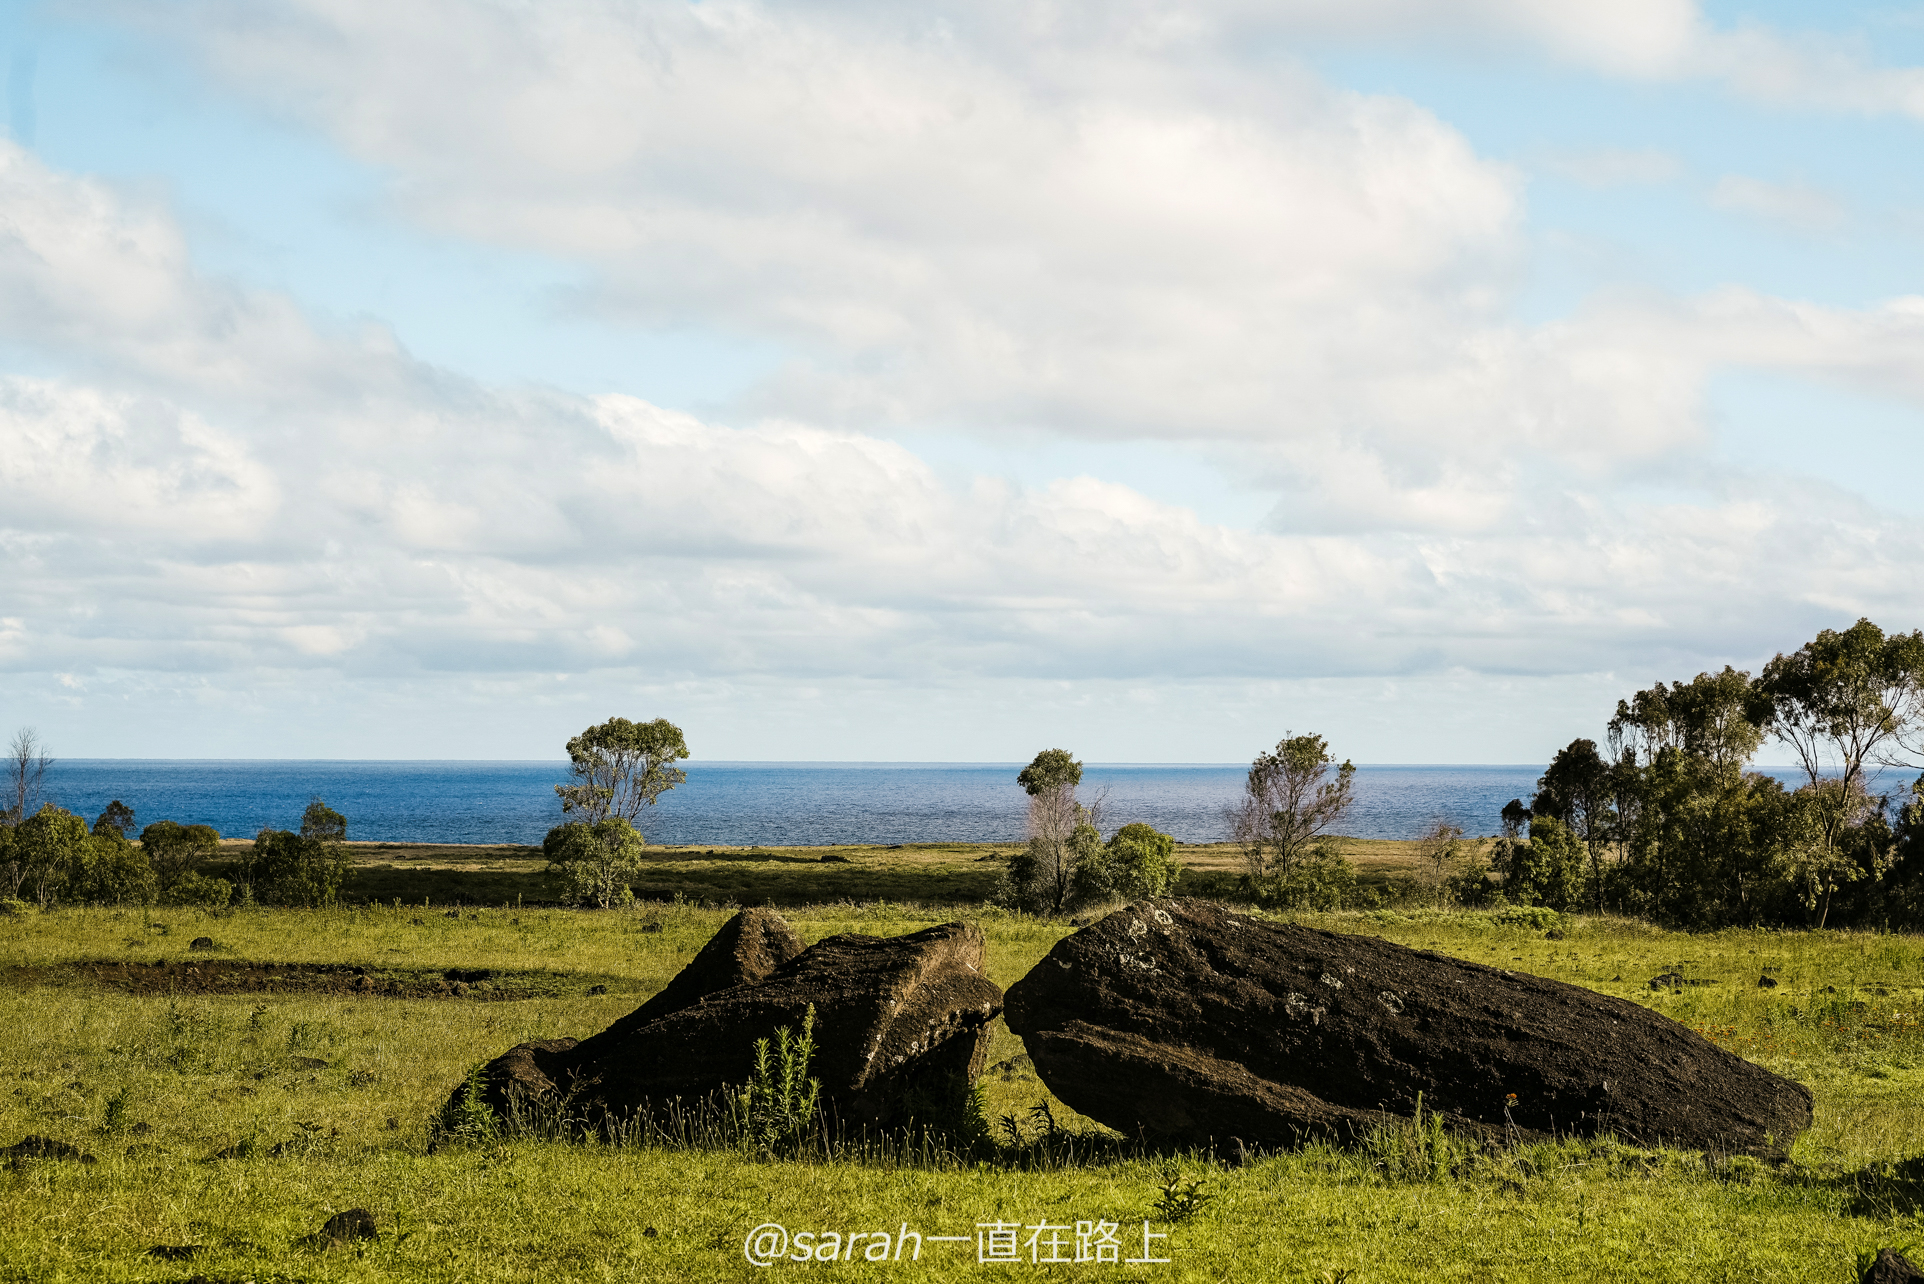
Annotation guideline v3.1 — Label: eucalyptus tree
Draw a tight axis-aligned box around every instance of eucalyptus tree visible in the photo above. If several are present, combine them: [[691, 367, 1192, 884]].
[[555, 717, 691, 824]]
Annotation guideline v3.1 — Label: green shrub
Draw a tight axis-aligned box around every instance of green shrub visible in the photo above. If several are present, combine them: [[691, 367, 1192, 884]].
[[1071, 822, 1180, 904], [139, 821, 222, 896], [543, 816, 647, 909], [1252, 841, 1358, 911], [160, 872, 234, 909]]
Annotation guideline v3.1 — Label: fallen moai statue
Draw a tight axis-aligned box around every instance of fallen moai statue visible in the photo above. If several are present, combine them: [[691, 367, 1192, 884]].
[[1003, 898, 1812, 1157], [447, 908, 1003, 1133]]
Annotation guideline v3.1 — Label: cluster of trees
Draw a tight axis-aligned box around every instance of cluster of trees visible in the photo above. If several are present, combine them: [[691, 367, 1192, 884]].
[[1476, 618, 1924, 928], [0, 726, 350, 909], [541, 717, 690, 907], [1000, 749, 1180, 914]]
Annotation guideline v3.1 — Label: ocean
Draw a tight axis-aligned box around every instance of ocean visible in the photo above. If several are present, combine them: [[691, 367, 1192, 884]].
[[32, 760, 1818, 848]]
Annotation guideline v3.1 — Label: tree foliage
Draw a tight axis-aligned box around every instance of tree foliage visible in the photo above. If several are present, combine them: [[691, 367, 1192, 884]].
[[245, 797, 349, 907], [1071, 821, 1181, 904], [1005, 748, 1102, 914], [4, 804, 155, 907], [543, 816, 647, 909], [1231, 733, 1357, 903], [140, 820, 222, 895], [555, 717, 690, 823], [1520, 621, 1924, 929]]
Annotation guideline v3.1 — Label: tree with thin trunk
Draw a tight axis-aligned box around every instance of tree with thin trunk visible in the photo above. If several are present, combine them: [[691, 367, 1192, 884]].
[[4, 729, 51, 828], [1231, 733, 1356, 884], [1009, 748, 1104, 914], [1758, 618, 1924, 927]]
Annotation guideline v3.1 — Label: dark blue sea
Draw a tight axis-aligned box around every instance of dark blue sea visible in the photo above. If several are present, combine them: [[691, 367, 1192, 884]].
[[33, 761, 1817, 847]]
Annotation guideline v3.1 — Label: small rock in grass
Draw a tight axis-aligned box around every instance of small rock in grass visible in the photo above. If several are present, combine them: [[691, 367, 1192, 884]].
[[188, 937, 215, 951], [303, 1207, 378, 1247], [643, 1226, 659, 1238], [1758, 975, 1779, 988], [2, 1136, 96, 1166], [1648, 972, 1684, 990], [1863, 1246, 1924, 1283], [587, 984, 608, 996]]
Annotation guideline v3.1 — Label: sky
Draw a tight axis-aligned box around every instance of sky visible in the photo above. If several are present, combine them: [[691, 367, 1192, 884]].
[[1, 0, 1922, 763]]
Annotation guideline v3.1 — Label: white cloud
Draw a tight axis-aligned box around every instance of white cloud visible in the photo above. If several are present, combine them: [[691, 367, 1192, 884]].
[[1539, 147, 1684, 189], [4, 13, 1924, 760], [1709, 175, 1848, 234]]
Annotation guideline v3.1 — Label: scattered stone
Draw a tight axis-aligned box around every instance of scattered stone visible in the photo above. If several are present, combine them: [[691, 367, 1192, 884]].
[[1003, 899, 1813, 1157], [643, 1226, 659, 1237], [1649, 972, 1683, 990], [1758, 975, 1780, 989], [302, 1208, 378, 1247], [587, 984, 608, 996], [1863, 1247, 1924, 1284], [2, 1136, 96, 1166], [348, 1070, 376, 1087], [188, 937, 215, 952]]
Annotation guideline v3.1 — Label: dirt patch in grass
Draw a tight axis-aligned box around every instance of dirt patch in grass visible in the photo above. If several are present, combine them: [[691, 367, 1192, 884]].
[[0, 959, 634, 1001]]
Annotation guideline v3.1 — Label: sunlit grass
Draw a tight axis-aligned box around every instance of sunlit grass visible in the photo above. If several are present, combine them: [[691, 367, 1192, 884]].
[[1, 902, 1920, 1280]]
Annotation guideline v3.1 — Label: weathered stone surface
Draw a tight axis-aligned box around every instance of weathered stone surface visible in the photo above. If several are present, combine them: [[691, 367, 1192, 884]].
[[1004, 898, 1812, 1156], [1864, 1247, 1924, 1284], [570, 907, 806, 1061], [449, 908, 802, 1117], [582, 921, 1002, 1129], [446, 909, 1001, 1132]]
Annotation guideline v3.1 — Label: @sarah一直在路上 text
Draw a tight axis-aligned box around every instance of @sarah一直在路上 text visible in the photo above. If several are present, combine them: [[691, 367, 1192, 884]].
[[743, 1219, 1173, 1266]]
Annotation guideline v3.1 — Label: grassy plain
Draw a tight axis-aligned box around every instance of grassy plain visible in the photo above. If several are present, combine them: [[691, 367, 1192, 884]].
[[3, 897, 1922, 1282], [212, 835, 1437, 907]]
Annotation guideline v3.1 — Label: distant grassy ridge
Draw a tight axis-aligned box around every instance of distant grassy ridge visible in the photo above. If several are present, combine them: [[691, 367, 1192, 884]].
[[206, 835, 1447, 906]]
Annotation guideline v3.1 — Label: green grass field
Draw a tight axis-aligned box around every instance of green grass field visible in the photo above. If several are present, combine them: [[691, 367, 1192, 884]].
[[218, 834, 1434, 908], [3, 897, 1922, 1281]]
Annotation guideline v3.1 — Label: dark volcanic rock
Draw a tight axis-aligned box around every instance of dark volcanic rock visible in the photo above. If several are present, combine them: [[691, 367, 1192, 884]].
[[439, 902, 804, 1119], [567, 907, 805, 1062], [1864, 1247, 1924, 1284], [1003, 899, 1812, 1157], [581, 921, 1001, 1128], [446, 909, 1000, 1131], [303, 1207, 378, 1247], [188, 937, 214, 951], [1, 1135, 95, 1166]]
